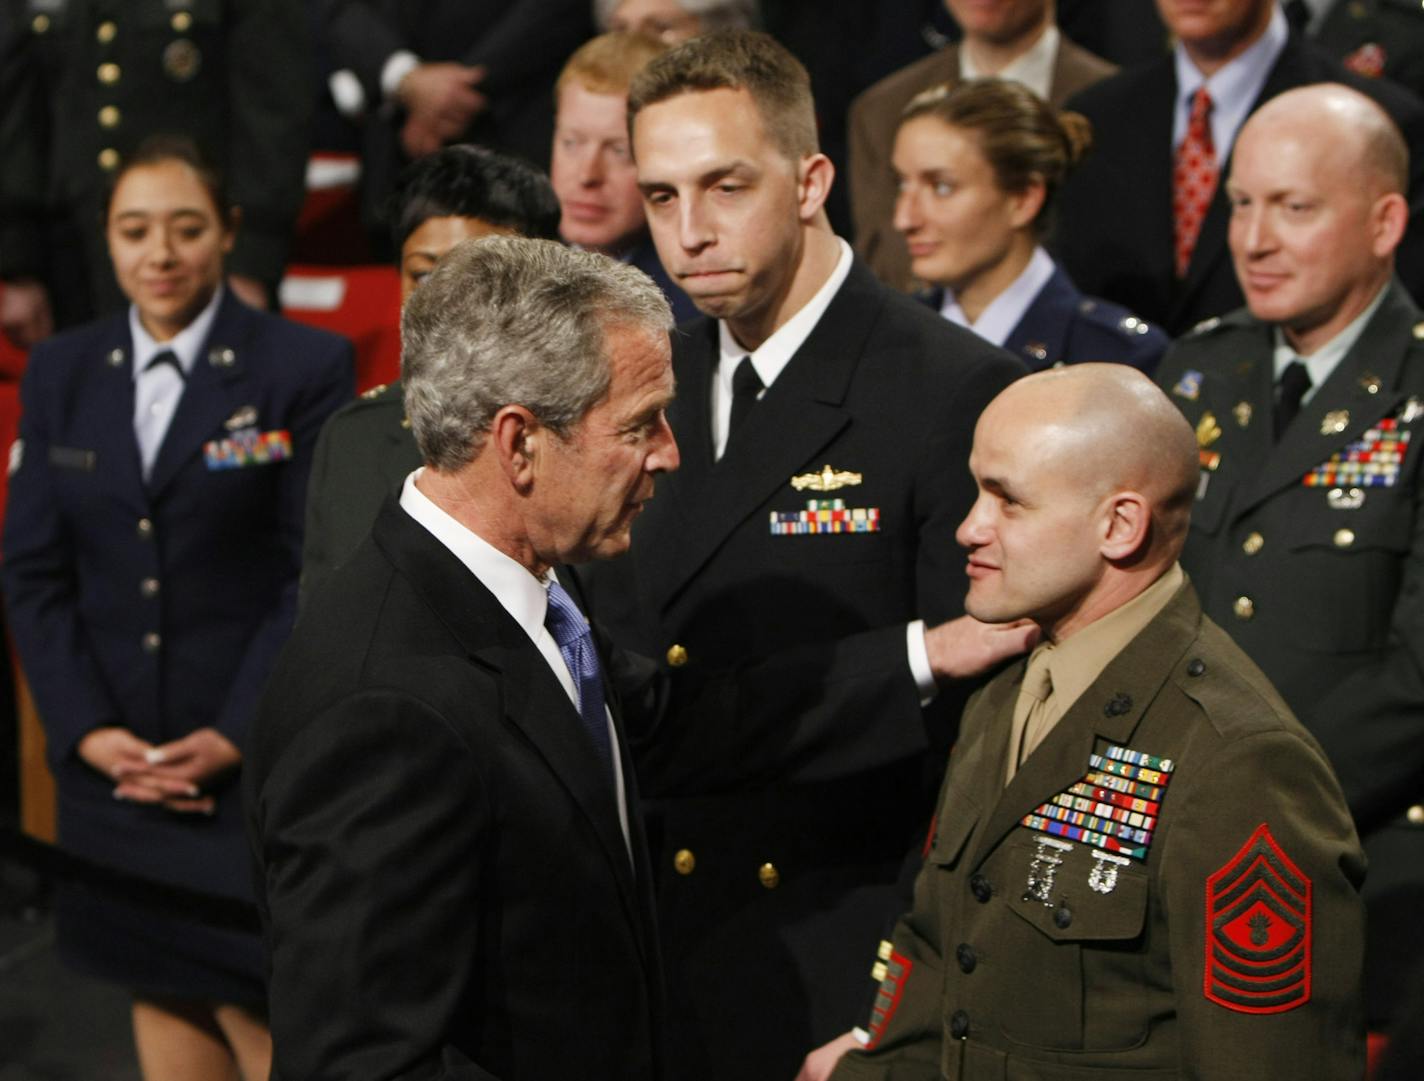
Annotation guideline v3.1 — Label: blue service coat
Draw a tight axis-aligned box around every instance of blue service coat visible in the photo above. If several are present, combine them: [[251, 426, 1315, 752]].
[[2, 290, 352, 917], [927, 263, 1168, 375]]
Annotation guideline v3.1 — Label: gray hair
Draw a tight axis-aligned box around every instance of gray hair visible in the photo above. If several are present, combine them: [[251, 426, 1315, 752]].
[[401, 236, 673, 471], [592, 0, 758, 33]]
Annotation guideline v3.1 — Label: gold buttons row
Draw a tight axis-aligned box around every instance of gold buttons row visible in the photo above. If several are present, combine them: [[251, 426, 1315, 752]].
[[36, 12, 193, 34], [671, 849, 781, 889]]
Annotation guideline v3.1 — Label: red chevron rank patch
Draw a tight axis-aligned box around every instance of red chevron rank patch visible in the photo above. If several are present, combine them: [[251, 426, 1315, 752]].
[[1204, 823, 1311, 1014]]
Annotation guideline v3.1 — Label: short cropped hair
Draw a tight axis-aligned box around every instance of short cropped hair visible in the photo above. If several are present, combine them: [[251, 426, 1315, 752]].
[[900, 79, 1093, 239], [402, 236, 674, 471], [387, 145, 562, 255], [627, 30, 819, 161], [556, 31, 669, 98]]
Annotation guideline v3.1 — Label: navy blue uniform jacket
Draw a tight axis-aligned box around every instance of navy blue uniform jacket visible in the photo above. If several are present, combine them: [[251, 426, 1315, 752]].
[[2, 290, 352, 907]]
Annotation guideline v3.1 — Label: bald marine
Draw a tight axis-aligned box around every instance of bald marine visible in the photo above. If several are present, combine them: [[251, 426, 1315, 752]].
[[955, 363, 1198, 641]]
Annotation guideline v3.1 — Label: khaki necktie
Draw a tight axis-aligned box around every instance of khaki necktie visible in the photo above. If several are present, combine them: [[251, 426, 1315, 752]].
[[1007, 645, 1055, 783]]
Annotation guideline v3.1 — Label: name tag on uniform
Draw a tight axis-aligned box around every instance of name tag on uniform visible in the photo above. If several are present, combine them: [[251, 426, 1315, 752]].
[[204, 428, 291, 470], [49, 445, 96, 471]]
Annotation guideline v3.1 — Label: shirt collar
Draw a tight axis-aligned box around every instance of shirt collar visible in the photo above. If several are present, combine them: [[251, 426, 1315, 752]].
[[960, 24, 1059, 102], [939, 246, 1056, 347], [1271, 280, 1391, 402], [717, 237, 853, 391], [1172, 5, 1287, 163], [128, 284, 224, 382], [398, 468, 552, 640], [1042, 563, 1185, 717]]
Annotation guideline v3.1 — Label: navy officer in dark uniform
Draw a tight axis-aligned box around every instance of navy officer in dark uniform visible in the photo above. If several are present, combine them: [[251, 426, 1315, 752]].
[[1155, 82, 1424, 1043], [2, 135, 351, 1080], [892, 79, 1167, 374], [0, 0, 312, 344]]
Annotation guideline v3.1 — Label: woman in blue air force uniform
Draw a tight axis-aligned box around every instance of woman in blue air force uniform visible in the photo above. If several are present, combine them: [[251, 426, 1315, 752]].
[[1, 135, 351, 1080], [892, 77, 1168, 374]]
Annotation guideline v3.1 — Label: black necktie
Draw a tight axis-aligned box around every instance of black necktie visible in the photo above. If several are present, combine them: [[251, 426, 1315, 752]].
[[1283, 0, 1310, 33], [144, 349, 185, 381], [1274, 359, 1312, 440], [727, 356, 762, 452]]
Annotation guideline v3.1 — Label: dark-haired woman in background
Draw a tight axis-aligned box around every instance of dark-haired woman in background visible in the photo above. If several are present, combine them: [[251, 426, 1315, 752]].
[[2, 136, 351, 1080], [300, 143, 562, 602], [892, 78, 1168, 374]]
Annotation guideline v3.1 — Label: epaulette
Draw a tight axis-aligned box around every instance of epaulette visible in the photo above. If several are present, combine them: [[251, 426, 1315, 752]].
[[1076, 298, 1154, 339]]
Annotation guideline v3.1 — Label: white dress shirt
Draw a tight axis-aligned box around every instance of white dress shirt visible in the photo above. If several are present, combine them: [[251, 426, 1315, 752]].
[[939, 246, 1057, 347], [1172, 5, 1288, 163], [129, 285, 223, 480], [398, 469, 633, 855], [960, 24, 1061, 103]]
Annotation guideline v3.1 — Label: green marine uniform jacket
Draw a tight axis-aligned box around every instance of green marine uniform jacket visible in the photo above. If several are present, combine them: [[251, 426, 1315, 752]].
[[833, 582, 1365, 1081]]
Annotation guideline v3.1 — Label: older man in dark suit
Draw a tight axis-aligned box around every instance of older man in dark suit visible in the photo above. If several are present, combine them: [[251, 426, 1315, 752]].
[[247, 237, 678, 1080], [578, 30, 1026, 1081], [848, 0, 1116, 292]]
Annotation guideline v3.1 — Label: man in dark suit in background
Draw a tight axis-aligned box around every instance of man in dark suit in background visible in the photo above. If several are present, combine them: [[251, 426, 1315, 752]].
[[848, 0, 1116, 292], [1295, 0, 1424, 99], [578, 30, 1027, 1081], [248, 237, 677, 1079], [1057, 0, 1424, 337], [320, 0, 591, 251], [300, 145, 561, 601], [1155, 83, 1424, 1041]]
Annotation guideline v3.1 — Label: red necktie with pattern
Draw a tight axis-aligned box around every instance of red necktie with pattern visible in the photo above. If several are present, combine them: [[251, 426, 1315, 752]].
[[1173, 87, 1218, 279]]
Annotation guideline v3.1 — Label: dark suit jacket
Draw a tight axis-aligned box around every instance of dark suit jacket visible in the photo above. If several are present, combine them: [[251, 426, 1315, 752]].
[[1155, 279, 1424, 1025], [0, 0, 312, 321], [321, 0, 593, 235], [1057, 32, 1424, 337], [922, 262, 1168, 374], [834, 582, 1366, 1080], [847, 38, 1116, 292], [247, 498, 662, 1081], [2, 290, 352, 904], [579, 258, 1024, 1079]]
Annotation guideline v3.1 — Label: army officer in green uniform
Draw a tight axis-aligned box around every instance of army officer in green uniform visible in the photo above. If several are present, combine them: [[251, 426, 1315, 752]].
[[299, 144, 560, 602], [800, 365, 1366, 1081], [1154, 83, 1424, 1038]]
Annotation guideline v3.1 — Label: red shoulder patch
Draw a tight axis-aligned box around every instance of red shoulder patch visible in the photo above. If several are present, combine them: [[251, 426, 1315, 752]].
[[1204, 823, 1311, 1014]]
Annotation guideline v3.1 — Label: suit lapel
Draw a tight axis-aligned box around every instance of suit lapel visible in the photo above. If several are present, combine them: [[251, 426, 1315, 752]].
[[646, 265, 880, 607], [372, 502, 647, 948], [971, 585, 1200, 870], [1236, 281, 1416, 518], [146, 292, 257, 499]]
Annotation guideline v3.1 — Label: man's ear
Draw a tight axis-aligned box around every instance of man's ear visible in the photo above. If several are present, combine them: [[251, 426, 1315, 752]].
[[796, 152, 835, 223], [491, 405, 539, 492], [1101, 490, 1152, 562]]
